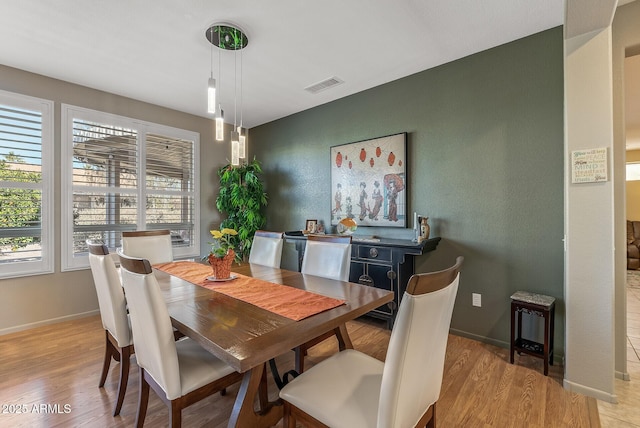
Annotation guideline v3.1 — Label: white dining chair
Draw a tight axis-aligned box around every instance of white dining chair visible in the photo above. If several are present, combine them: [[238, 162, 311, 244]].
[[122, 229, 173, 265], [117, 249, 243, 428], [280, 256, 463, 428], [86, 240, 134, 416], [249, 230, 284, 268], [296, 235, 352, 372], [301, 235, 351, 281]]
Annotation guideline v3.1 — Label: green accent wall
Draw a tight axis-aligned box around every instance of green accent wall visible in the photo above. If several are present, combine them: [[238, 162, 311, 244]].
[[251, 27, 564, 353]]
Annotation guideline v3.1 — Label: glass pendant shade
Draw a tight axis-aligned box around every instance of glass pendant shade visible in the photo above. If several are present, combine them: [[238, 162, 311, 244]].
[[215, 108, 224, 141], [238, 126, 246, 158], [231, 129, 239, 144], [207, 78, 216, 114], [231, 140, 240, 166]]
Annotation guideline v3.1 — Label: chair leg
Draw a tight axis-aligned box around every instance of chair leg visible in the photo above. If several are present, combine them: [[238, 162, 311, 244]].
[[136, 369, 150, 428], [99, 331, 113, 387], [295, 325, 352, 374], [113, 345, 131, 416], [283, 401, 295, 428], [169, 401, 182, 428], [426, 403, 436, 428]]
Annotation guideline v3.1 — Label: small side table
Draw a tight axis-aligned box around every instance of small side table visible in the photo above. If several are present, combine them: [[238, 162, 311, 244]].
[[510, 291, 556, 376]]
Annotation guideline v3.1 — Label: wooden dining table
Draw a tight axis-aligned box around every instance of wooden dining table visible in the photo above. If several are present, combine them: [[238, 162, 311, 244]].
[[152, 262, 394, 428]]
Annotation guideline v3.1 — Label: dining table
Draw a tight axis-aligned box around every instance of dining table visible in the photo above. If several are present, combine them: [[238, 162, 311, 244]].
[[151, 261, 394, 428]]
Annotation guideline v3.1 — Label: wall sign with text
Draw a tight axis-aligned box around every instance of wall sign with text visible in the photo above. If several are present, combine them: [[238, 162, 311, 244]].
[[571, 148, 608, 184]]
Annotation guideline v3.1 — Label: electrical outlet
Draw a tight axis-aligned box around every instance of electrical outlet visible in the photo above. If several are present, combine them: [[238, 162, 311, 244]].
[[472, 293, 482, 307]]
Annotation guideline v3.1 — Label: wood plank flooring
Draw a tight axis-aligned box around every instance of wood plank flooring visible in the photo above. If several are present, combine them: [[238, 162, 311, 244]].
[[0, 315, 599, 427]]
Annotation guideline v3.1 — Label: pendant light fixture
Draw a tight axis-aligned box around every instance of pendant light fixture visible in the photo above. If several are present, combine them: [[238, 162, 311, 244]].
[[205, 23, 248, 153], [207, 27, 216, 115], [238, 42, 246, 159], [231, 38, 240, 166], [215, 108, 224, 141]]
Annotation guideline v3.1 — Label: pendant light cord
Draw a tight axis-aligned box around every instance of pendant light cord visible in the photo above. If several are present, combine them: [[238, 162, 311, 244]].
[[234, 33, 238, 130], [240, 39, 243, 130]]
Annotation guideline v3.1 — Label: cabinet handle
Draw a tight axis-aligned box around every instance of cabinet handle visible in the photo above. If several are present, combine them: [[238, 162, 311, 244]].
[[358, 275, 374, 286], [369, 248, 378, 258], [386, 270, 396, 280]]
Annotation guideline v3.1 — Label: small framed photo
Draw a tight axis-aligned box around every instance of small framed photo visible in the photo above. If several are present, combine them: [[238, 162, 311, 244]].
[[305, 219, 318, 233]]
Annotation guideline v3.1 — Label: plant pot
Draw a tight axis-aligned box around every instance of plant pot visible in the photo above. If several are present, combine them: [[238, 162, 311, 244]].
[[208, 249, 235, 279]]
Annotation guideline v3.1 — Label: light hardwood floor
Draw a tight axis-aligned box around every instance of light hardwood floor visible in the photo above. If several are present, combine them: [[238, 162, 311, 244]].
[[0, 315, 599, 427], [597, 283, 640, 427]]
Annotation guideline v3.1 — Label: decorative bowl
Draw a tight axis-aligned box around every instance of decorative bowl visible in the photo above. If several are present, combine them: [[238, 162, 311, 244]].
[[337, 217, 357, 235]]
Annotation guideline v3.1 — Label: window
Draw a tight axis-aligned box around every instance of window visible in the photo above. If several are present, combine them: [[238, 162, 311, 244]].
[[0, 90, 54, 278], [61, 105, 199, 270], [627, 162, 640, 181]]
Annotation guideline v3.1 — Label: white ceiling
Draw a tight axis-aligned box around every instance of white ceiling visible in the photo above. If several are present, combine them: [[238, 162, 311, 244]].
[[0, 1, 567, 128]]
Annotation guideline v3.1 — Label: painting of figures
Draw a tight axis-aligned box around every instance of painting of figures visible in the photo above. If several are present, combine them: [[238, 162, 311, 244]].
[[330, 133, 406, 228]]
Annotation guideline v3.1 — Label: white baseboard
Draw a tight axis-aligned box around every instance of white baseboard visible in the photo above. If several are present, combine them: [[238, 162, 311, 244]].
[[563, 379, 618, 403], [0, 310, 100, 336], [615, 370, 631, 381]]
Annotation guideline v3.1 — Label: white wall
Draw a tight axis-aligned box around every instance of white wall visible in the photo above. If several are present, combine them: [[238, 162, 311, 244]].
[[564, 28, 616, 402]]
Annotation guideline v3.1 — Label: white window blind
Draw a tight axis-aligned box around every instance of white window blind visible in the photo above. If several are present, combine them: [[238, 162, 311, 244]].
[[61, 106, 199, 270], [0, 90, 53, 278]]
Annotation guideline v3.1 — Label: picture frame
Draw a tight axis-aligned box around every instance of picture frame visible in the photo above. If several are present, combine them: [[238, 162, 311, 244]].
[[305, 219, 318, 233], [331, 133, 407, 228]]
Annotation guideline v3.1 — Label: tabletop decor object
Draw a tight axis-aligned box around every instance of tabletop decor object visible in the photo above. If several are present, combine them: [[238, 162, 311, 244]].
[[337, 217, 357, 235], [205, 227, 239, 279]]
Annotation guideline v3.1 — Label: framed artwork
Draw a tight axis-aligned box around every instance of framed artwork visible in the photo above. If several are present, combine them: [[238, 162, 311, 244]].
[[305, 219, 318, 233], [331, 132, 407, 228]]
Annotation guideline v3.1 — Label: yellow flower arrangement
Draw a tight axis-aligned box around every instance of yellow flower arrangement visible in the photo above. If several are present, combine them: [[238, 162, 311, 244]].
[[208, 227, 238, 258]]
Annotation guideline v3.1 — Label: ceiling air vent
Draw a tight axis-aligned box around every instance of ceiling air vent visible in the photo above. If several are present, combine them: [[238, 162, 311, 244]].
[[304, 77, 344, 94]]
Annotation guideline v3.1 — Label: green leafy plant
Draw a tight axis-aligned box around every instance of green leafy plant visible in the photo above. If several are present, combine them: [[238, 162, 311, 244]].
[[216, 158, 267, 260]]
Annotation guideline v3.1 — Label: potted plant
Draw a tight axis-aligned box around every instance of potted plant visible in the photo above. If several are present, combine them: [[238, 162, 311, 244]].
[[216, 158, 267, 260], [205, 227, 239, 279]]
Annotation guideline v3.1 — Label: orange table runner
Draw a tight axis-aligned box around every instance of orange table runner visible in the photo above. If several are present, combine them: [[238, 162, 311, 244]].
[[154, 261, 345, 321]]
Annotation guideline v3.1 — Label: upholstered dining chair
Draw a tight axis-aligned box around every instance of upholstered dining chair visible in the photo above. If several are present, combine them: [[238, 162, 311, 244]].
[[280, 256, 464, 428], [122, 229, 173, 265], [249, 230, 284, 268], [86, 240, 134, 416], [301, 235, 352, 281], [296, 235, 352, 373], [117, 249, 243, 428]]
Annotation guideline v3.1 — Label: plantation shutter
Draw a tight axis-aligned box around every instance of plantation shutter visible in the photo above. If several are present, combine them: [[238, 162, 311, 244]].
[[61, 105, 199, 270], [0, 92, 53, 278], [70, 119, 138, 252], [145, 133, 195, 249]]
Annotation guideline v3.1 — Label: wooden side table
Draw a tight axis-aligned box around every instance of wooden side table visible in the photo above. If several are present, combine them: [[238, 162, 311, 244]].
[[510, 291, 556, 376]]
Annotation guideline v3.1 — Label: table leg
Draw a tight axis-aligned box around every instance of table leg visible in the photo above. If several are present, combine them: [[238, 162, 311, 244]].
[[543, 310, 550, 376], [228, 363, 283, 428], [549, 303, 555, 366], [510, 301, 515, 364]]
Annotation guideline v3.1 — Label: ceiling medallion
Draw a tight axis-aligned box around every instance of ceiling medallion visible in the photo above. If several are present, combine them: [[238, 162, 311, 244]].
[[205, 23, 248, 50]]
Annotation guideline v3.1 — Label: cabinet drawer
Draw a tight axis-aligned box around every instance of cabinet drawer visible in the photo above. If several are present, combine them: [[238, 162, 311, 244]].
[[357, 245, 392, 261]]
